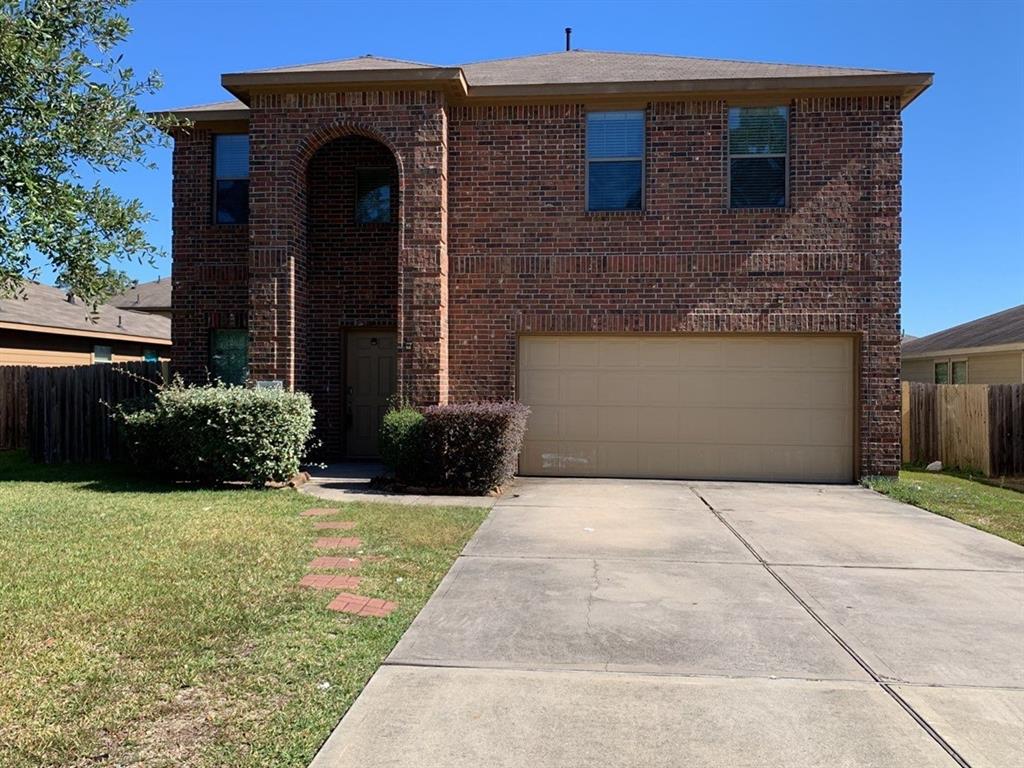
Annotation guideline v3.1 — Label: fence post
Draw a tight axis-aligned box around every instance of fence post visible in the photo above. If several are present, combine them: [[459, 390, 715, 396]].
[[901, 381, 910, 464]]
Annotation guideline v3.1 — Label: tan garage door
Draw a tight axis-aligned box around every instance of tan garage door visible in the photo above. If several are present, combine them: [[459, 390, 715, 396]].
[[518, 335, 854, 483]]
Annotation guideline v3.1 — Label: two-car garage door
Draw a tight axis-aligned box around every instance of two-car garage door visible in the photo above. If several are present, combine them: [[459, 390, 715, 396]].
[[518, 335, 855, 483]]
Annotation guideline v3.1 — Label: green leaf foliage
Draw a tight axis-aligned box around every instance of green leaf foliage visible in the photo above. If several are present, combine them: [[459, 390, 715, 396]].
[[0, 0, 182, 304], [379, 406, 426, 483], [117, 382, 316, 487]]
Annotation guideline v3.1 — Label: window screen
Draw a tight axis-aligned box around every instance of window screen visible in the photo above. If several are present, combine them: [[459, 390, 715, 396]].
[[587, 111, 644, 211], [934, 361, 949, 384], [356, 168, 392, 224], [951, 360, 967, 384], [214, 135, 249, 224], [93, 345, 112, 363], [729, 107, 788, 208], [210, 329, 248, 385]]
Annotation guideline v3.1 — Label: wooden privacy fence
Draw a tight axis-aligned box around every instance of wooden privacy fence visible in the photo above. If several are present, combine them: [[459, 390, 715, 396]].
[[0, 361, 165, 463], [0, 365, 29, 451], [902, 382, 1024, 477]]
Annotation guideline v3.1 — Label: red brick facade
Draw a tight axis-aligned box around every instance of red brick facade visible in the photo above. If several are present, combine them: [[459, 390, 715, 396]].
[[171, 90, 903, 476]]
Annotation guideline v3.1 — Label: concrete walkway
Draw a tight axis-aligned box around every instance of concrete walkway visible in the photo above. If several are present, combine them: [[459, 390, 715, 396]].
[[309, 477, 1024, 768], [300, 462, 495, 508]]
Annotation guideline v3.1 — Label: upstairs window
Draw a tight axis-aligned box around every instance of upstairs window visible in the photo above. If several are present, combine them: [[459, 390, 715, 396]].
[[355, 168, 392, 224], [586, 111, 644, 211], [729, 106, 788, 208], [214, 134, 249, 224]]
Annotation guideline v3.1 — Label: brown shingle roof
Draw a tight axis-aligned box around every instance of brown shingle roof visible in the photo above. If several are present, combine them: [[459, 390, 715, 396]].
[[253, 54, 436, 73], [459, 50, 897, 87], [0, 282, 171, 343], [109, 278, 172, 311], [165, 49, 932, 118], [902, 305, 1024, 356]]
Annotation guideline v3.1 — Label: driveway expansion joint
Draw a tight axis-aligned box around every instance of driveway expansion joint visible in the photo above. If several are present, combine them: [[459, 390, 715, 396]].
[[688, 485, 974, 768]]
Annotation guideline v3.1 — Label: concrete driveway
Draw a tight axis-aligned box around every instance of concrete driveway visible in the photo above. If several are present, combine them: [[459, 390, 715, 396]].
[[310, 478, 1024, 768]]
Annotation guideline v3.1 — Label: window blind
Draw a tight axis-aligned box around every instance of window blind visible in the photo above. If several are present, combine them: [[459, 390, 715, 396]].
[[214, 135, 250, 224], [587, 111, 644, 211]]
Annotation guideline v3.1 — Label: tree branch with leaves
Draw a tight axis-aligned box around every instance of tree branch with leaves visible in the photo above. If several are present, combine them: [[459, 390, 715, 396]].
[[0, 0, 181, 305]]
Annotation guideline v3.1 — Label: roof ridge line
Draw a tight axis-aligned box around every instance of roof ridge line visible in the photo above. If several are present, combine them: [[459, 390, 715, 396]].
[[253, 53, 439, 73], [458, 48, 902, 75]]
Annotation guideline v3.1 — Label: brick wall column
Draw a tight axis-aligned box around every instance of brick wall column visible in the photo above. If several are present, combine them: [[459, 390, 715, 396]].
[[246, 96, 304, 390], [398, 104, 449, 405]]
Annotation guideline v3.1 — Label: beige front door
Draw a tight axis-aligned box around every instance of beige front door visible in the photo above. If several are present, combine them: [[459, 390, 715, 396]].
[[345, 330, 397, 458], [518, 335, 855, 483]]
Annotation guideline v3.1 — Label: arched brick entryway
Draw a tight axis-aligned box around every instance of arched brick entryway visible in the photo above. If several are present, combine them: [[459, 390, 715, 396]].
[[244, 93, 450, 457]]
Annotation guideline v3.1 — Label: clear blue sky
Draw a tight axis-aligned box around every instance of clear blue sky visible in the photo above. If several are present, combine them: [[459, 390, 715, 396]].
[[65, 0, 1023, 337]]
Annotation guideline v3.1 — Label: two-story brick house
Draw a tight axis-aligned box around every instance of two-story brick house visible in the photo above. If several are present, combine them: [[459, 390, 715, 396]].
[[164, 50, 931, 482]]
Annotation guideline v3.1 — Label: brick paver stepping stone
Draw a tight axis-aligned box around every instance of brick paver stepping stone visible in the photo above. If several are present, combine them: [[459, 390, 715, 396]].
[[300, 508, 339, 517], [300, 573, 362, 591], [328, 592, 397, 618], [314, 537, 362, 550], [309, 556, 361, 570], [314, 521, 357, 530]]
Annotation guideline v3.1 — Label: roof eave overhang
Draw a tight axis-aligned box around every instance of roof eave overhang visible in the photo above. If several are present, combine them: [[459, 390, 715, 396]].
[[221, 66, 469, 103], [466, 72, 933, 108], [159, 69, 932, 127], [902, 342, 1024, 359], [0, 320, 172, 345]]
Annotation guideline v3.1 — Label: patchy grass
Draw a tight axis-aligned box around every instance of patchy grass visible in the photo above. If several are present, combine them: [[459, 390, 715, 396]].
[[0, 452, 486, 768], [865, 469, 1024, 546]]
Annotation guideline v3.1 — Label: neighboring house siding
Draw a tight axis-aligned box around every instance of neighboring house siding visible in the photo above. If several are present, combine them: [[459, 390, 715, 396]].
[[0, 329, 156, 366], [962, 354, 1019, 385], [967, 351, 1024, 383], [901, 351, 1024, 384], [447, 97, 903, 476], [901, 358, 932, 383]]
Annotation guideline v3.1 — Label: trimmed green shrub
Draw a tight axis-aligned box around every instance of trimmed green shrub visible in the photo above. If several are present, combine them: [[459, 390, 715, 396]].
[[379, 406, 426, 482], [422, 402, 530, 493], [117, 381, 315, 487]]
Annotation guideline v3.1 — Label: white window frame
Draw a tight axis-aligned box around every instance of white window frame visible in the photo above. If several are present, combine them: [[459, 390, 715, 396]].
[[727, 106, 789, 209], [93, 345, 113, 364], [935, 358, 969, 385], [585, 110, 646, 212]]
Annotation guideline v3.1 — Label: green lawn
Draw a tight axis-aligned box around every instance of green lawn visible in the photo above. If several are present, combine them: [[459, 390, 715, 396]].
[[866, 469, 1024, 546], [0, 452, 486, 768]]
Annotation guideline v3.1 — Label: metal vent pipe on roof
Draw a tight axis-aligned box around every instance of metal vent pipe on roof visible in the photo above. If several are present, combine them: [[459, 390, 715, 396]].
[[565, 27, 572, 51]]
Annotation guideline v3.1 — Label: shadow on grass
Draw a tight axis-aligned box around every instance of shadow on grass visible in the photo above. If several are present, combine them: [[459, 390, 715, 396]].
[[0, 450, 254, 494]]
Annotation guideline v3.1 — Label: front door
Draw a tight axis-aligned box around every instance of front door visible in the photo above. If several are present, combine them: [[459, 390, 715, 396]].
[[345, 330, 397, 457]]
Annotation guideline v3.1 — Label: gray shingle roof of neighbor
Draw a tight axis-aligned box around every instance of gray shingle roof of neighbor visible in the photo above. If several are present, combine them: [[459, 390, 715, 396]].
[[109, 277, 173, 311], [0, 282, 171, 342], [902, 305, 1024, 355], [166, 51, 932, 117]]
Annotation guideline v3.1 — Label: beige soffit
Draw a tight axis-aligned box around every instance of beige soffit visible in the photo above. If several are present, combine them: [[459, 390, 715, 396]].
[[161, 50, 932, 123], [902, 342, 1024, 360]]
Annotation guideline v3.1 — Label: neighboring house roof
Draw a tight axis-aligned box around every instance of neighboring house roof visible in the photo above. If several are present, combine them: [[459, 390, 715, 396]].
[[902, 305, 1024, 357], [0, 282, 171, 344], [109, 278, 173, 312], [165, 50, 932, 119]]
